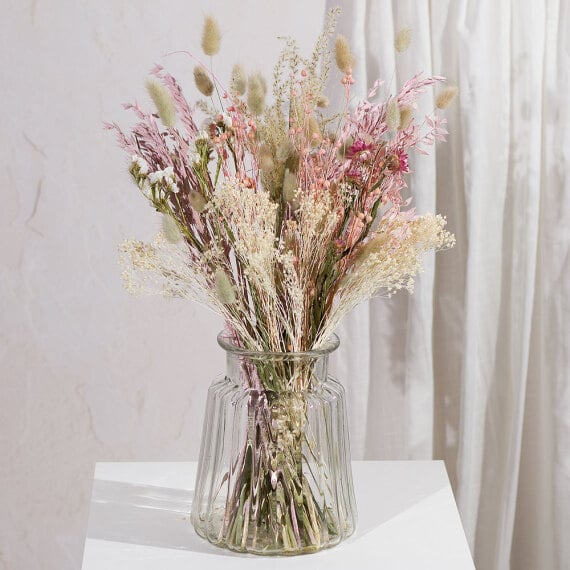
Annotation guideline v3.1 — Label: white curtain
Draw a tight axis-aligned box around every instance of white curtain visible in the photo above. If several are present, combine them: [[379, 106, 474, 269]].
[[328, 1, 570, 569]]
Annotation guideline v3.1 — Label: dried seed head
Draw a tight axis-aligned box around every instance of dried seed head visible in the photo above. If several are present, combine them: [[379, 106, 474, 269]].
[[283, 168, 299, 208], [247, 73, 266, 115], [230, 64, 246, 96], [193, 66, 214, 97], [386, 99, 401, 131], [338, 136, 353, 160], [399, 105, 413, 130], [276, 139, 293, 164], [145, 78, 176, 128], [201, 16, 221, 56], [394, 28, 412, 53], [214, 269, 236, 304], [259, 144, 274, 172], [188, 191, 208, 213], [305, 116, 322, 146], [436, 86, 458, 109], [161, 214, 182, 243], [316, 95, 330, 108], [334, 35, 354, 74], [354, 233, 389, 268]]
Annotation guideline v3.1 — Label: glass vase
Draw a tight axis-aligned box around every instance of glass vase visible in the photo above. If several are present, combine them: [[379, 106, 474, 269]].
[[191, 333, 357, 555]]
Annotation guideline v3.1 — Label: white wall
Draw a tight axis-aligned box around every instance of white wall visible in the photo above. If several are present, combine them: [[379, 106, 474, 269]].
[[0, 1, 326, 568]]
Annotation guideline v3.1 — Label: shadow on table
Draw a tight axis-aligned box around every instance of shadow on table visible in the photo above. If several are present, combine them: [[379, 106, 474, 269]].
[[88, 467, 449, 555], [87, 480, 233, 556]]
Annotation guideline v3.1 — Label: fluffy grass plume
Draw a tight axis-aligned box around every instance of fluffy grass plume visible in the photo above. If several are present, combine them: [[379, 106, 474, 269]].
[[436, 86, 458, 109], [247, 73, 266, 115], [194, 66, 214, 96], [215, 269, 236, 304], [386, 99, 401, 131], [399, 105, 413, 130], [231, 64, 247, 95], [161, 214, 182, 243], [201, 16, 221, 56], [394, 28, 412, 52], [334, 34, 353, 73], [145, 78, 176, 127]]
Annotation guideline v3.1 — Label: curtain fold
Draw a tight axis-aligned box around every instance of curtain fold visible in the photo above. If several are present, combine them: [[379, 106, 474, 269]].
[[328, 1, 569, 568]]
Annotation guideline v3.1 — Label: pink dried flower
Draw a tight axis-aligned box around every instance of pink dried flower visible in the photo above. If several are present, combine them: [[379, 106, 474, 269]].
[[386, 147, 409, 174], [346, 139, 373, 159]]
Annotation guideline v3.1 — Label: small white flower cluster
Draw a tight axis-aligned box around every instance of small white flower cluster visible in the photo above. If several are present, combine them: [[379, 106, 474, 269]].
[[196, 130, 210, 141], [191, 130, 211, 165], [220, 113, 233, 128], [130, 157, 179, 196], [131, 155, 149, 175], [148, 166, 178, 193]]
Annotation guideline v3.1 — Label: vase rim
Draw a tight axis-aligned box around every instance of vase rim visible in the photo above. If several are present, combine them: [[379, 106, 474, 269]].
[[217, 332, 340, 358]]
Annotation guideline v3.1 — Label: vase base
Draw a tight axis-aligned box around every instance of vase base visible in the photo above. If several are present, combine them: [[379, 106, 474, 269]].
[[193, 521, 356, 556]]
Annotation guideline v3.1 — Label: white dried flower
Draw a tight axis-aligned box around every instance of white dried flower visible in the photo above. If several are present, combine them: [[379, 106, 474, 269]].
[[149, 166, 178, 192], [220, 113, 233, 128], [148, 171, 161, 184], [131, 155, 149, 174]]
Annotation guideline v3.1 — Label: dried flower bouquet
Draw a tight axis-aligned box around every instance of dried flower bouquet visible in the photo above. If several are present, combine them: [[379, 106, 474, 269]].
[[107, 9, 455, 554]]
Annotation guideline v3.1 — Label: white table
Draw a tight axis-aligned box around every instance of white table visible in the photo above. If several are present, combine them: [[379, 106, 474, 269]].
[[81, 461, 474, 569]]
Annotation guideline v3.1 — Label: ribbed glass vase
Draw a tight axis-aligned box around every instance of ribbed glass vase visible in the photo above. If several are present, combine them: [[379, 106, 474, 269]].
[[191, 333, 357, 555]]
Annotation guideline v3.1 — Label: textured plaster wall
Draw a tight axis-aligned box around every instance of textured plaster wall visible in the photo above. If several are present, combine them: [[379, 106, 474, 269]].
[[0, 1, 325, 568]]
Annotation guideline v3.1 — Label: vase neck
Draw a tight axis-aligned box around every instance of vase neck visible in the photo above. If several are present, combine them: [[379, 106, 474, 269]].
[[225, 352, 330, 392], [218, 332, 339, 392]]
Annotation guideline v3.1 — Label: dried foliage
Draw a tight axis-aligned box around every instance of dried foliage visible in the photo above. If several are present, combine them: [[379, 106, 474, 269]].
[[106, 9, 455, 353]]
